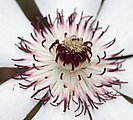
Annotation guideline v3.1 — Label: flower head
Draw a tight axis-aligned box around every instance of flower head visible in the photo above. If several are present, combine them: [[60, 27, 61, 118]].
[[13, 10, 128, 118]]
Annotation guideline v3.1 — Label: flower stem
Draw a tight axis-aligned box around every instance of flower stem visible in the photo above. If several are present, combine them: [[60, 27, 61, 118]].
[[16, 0, 43, 24], [23, 93, 48, 120], [120, 93, 133, 104], [115, 89, 133, 104], [16, 0, 50, 30], [106, 54, 133, 60], [95, 0, 105, 18], [23, 100, 43, 120], [0, 67, 27, 85]]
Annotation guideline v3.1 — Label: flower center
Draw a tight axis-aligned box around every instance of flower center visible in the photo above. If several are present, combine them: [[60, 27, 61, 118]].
[[64, 35, 83, 53], [49, 34, 93, 71]]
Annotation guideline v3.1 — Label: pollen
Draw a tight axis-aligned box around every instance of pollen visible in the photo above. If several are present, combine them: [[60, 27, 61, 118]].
[[64, 35, 84, 53]]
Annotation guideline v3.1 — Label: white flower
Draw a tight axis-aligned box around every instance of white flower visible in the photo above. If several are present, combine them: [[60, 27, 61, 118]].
[[0, 0, 133, 120]]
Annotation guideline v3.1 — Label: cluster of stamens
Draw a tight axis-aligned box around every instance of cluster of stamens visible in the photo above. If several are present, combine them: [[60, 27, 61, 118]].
[[12, 10, 128, 119], [49, 34, 93, 71]]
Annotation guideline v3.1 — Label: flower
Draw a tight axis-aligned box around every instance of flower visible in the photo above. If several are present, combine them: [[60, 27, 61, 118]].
[[0, 0, 133, 120], [13, 8, 128, 118]]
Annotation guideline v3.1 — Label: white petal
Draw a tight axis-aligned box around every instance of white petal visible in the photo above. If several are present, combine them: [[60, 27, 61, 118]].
[[96, 0, 133, 98], [0, 0, 33, 67], [97, 0, 133, 54], [113, 58, 133, 98], [93, 96, 133, 120], [35, 0, 102, 19], [0, 79, 36, 120]]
